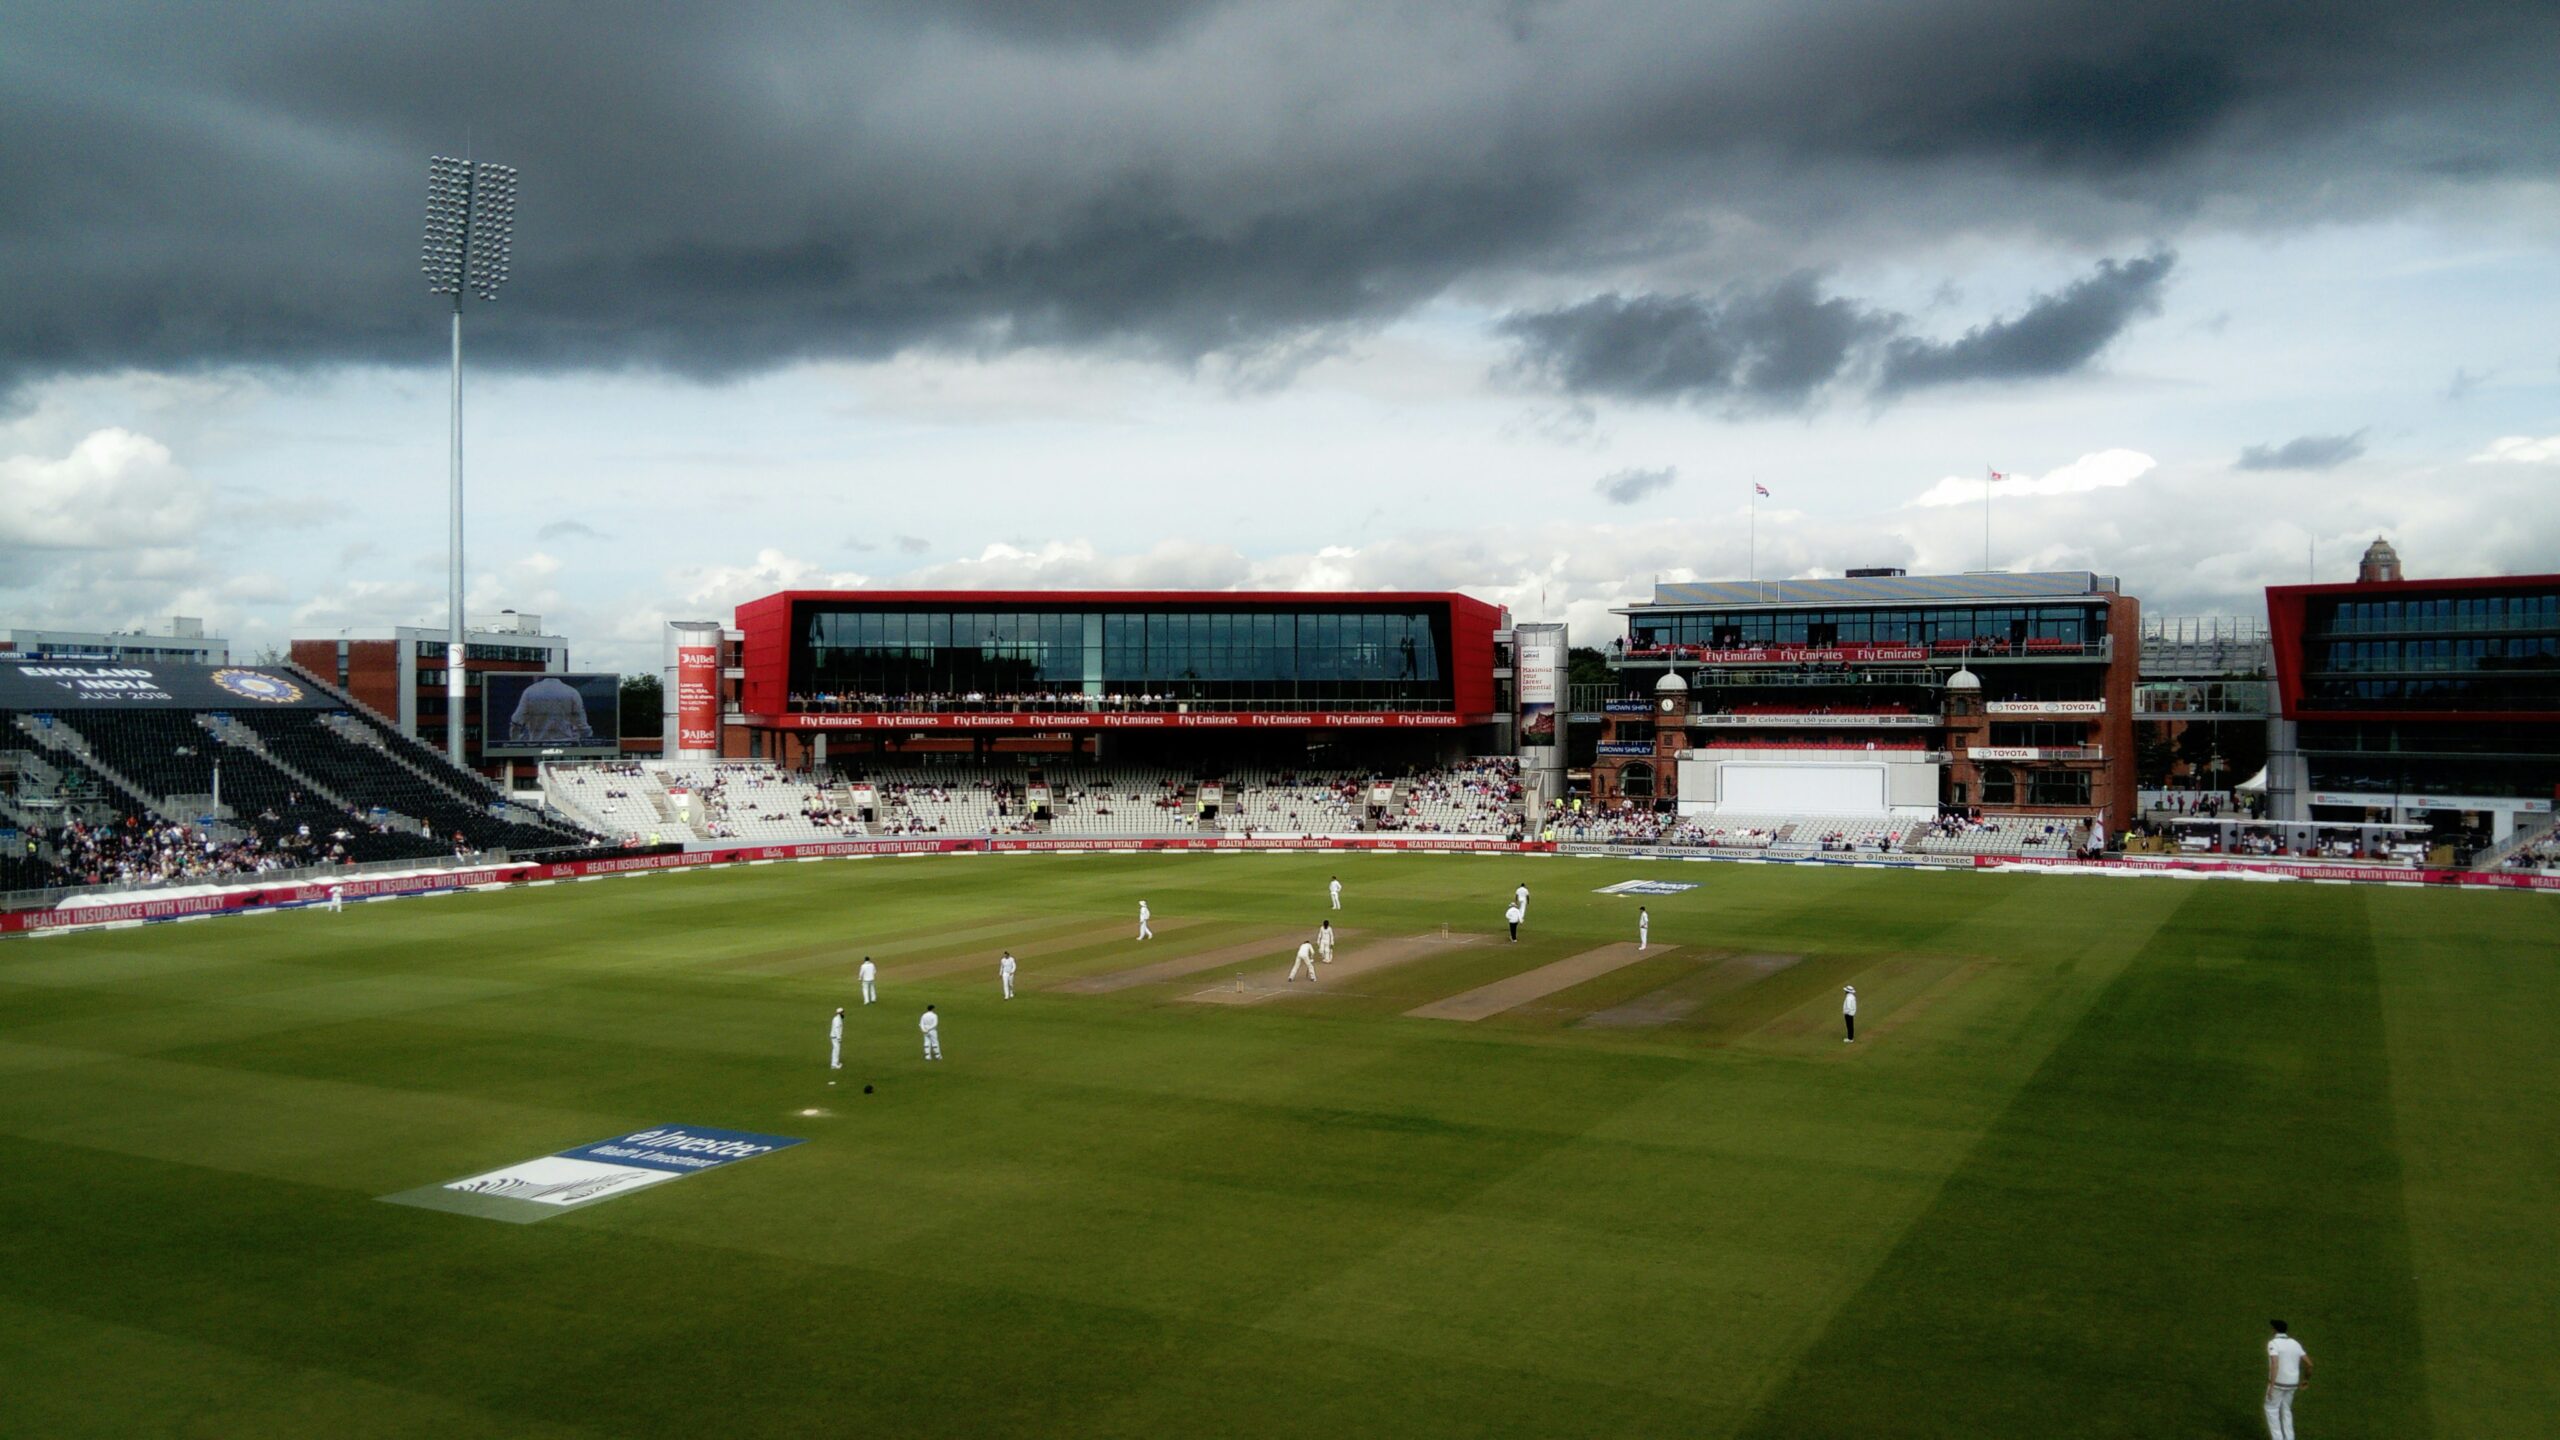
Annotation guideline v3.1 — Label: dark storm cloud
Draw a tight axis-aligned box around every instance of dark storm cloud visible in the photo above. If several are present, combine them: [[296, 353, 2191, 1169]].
[[0, 1, 2552, 394], [1876, 253, 2175, 394], [2236, 431, 2367, 472], [1594, 466, 1676, 505], [1502, 276, 1894, 412], [1505, 254, 2170, 410]]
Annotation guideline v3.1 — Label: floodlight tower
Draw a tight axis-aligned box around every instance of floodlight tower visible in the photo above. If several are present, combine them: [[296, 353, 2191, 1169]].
[[421, 156, 518, 766]]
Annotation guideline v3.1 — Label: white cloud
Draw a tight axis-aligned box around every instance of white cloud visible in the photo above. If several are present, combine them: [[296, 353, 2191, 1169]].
[[0, 428, 205, 548], [904, 538, 1254, 591], [673, 548, 873, 610], [2469, 434, 2560, 464], [1908, 448, 2157, 508]]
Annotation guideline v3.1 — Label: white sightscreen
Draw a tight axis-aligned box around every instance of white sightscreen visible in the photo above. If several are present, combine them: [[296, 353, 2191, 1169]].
[[1717, 762, 1889, 814]]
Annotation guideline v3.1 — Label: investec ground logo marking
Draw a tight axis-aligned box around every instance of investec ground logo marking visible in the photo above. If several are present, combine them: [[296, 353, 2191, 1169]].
[[384, 1124, 805, 1224], [1594, 879, 1700, 896]]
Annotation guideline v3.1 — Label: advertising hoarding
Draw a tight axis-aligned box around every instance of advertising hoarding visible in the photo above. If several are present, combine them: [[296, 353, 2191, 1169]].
[[0, 663, 331, 710], [1516, 633, 1560, 746], [676, 645, 720, 753]]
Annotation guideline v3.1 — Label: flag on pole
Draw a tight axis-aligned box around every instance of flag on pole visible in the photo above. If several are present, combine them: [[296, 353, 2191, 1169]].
[[1754, 483, 1771, 497], [1986, 470, 2006, 483]]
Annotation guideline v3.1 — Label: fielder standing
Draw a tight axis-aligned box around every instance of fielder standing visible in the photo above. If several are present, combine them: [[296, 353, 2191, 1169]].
[[2264, 1320, 2311, 1440], [1843, 985, 1857, 1043], [999, 950, 1017, 1000], [828, 1006, 845, 1070], [1638, 905, 1650, 950], [1328, 875, 1343, 910], [1137, 899, 1154, 941], [1514, 881, 1530, 919], [1318, 919, 1335, 963], [859, 955, 878, 1005], [1288, 940, 1320, 982], [327, 883, 344, 914], [919, 1004, 943, 1061]]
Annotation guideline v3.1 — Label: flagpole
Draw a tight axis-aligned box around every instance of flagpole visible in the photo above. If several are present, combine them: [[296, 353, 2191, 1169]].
[[1748, 481, 1757, 584], [1983, 464, 1993, 571]]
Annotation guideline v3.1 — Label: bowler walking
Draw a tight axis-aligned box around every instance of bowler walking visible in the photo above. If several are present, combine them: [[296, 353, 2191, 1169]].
[[1137, 899, 1154, 941], [2264, 1320, 2311, 1440], [999, 950, 1017, 1000]]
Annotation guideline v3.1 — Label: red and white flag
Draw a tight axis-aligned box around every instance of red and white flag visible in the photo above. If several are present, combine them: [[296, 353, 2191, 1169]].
[[1753, 483, 1771, 497]]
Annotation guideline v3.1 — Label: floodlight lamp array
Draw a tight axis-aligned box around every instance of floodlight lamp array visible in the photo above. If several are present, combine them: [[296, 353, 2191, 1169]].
[[421, 157, 518, 301]]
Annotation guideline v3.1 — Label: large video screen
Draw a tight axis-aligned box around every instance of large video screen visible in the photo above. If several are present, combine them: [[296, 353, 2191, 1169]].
[[481, 672, 621, 756]]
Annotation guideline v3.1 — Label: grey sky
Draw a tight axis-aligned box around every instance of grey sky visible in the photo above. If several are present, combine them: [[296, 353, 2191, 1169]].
[[2, 2, 2557, 669]]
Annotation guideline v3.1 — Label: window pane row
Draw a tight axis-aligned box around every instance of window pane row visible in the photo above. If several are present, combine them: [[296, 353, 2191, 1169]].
[[1628, 605, 2104, 648]]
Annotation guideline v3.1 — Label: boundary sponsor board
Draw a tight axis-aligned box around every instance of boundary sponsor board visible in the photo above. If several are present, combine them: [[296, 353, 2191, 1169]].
[[385, 1124, 804, 1224], [13, 832, 2557, 939]]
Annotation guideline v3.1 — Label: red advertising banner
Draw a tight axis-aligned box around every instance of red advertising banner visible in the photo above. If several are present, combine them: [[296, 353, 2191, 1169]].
[[1623, 644, 1931, 664], [675, 645, 720, 751], [755, 710, 1478, 731]]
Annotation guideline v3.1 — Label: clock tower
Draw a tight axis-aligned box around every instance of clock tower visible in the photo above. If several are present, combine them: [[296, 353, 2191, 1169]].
[[1652, 669, 1690, 807]]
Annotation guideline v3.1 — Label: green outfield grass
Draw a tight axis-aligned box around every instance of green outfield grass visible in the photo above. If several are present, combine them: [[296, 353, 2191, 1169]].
[[1, 854, 2553, 1438]]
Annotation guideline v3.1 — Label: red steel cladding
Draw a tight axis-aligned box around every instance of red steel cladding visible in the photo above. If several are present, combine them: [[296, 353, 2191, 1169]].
[[2267, 573, 2560, 724], [675, 644, 720, 749], [733, 589, 1506, 719], [741, 710, 1472, 731]]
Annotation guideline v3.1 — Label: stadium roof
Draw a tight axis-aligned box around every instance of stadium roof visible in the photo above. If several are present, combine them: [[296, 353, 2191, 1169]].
[[1629, 571, 2123, 612]]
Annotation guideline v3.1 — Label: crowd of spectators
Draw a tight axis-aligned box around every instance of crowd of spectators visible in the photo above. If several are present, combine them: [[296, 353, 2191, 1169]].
[[1543, 805, 1717, 847], [1043, 772, 1195, 831], [1378, 757, 1522, 836], [42, 815, 336, 887], [679, 762, 868, 840], [2503, 832, 2560, 870]]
